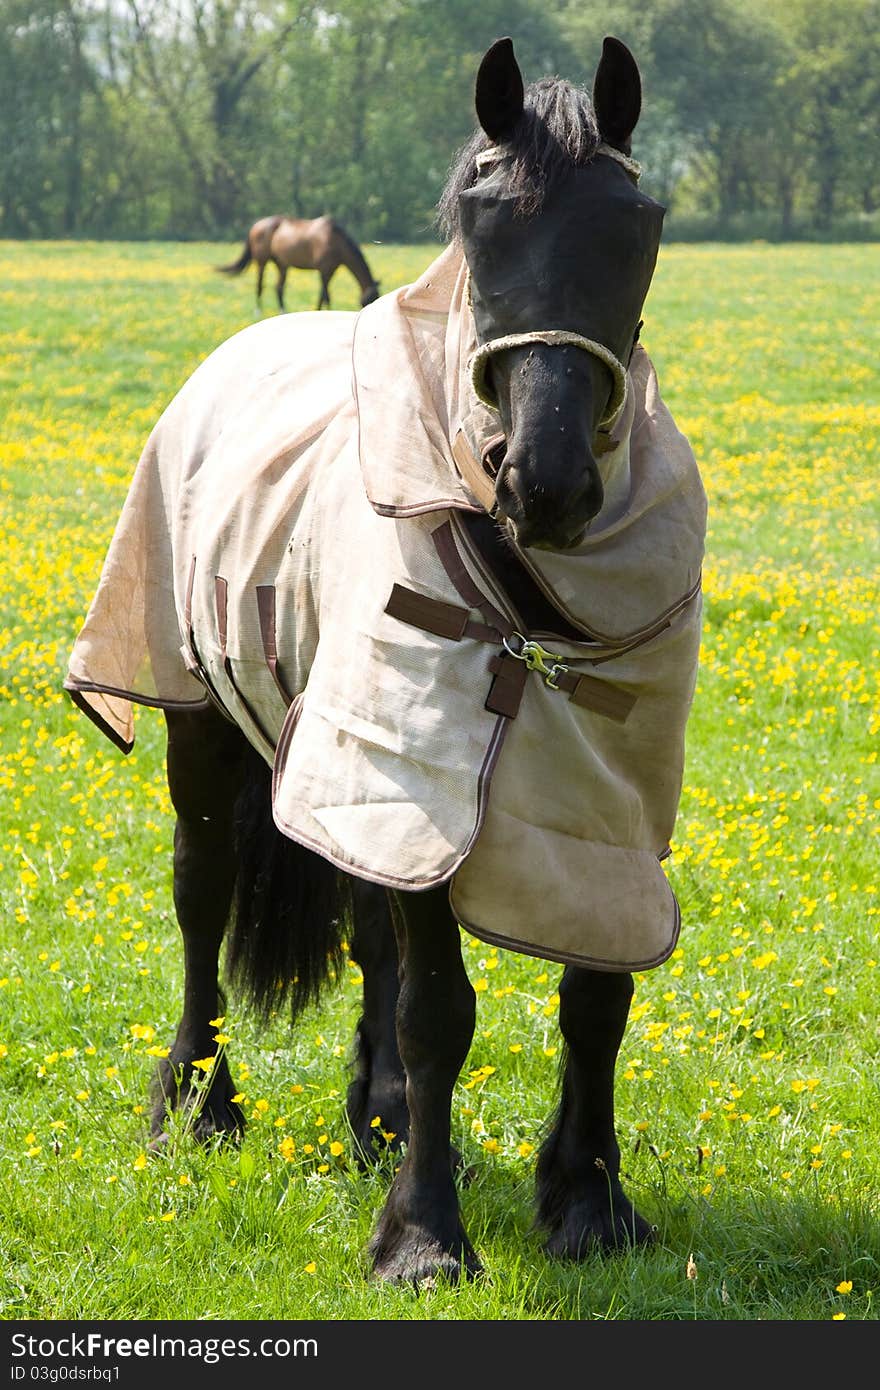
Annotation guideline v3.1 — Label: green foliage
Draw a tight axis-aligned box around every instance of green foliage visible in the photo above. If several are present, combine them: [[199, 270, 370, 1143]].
[[1, 1, 877, 242]]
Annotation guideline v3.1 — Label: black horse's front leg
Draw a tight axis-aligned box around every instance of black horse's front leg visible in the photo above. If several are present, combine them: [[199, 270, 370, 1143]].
[[536, 966, 654, 1257], [345, 879, 409, 1162], [368, 885, 480, 1284], [150, 704, 248, 1148]]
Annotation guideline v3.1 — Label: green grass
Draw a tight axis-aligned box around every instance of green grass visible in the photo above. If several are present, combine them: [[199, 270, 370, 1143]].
[[0, 240, 879, 1321]]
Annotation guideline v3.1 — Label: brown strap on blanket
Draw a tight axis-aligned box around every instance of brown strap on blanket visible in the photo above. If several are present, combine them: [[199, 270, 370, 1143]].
[[383, 521, 637, 724], [429, 520, 532, 714], [215, 575, 228, 656], [548, 670, 636, 722], [385, 584, 470, 641], [256, 584, 294, 707], [485, 652, 531, 718], [431, 521, 513, 637]]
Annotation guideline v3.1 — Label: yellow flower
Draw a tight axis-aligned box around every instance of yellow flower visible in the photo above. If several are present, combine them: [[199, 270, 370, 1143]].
[[329, 1141, 344, 1157], [304, 1262, 316, 1274], [191, 1056, 215, 1072], [133, 1153, 147, 1171], [836, 1280, 852, 1295]]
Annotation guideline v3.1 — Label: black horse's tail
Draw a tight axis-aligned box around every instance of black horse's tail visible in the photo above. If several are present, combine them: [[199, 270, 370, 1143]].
[[215, 239, 252, 275], [226, 741, 348, 1023]]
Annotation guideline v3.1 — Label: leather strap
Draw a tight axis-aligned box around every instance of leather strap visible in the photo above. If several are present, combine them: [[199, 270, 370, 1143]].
[[383, 521, 638, 725]]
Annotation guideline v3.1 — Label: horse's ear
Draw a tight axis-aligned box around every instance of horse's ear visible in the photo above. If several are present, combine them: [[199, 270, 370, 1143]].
[[592, 35, 642, 151], [475, 37, 525, 144]]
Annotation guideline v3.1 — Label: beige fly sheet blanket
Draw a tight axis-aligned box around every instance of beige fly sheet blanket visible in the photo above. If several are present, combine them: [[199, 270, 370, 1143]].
[[65, 243, 707, 971]]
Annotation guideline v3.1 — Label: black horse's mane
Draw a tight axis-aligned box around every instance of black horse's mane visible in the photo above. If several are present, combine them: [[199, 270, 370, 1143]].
[[437, 76, 601, 238]]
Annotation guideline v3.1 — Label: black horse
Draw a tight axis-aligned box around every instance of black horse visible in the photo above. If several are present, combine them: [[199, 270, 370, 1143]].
[[73, 36, 678, 1284]]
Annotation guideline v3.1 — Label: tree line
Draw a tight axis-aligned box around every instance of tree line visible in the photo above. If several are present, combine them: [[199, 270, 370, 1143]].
[[1, 0, 877, 243]]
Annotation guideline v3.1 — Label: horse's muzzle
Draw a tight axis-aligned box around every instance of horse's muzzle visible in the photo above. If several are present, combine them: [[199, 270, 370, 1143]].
[[494, 452, 604, 551]]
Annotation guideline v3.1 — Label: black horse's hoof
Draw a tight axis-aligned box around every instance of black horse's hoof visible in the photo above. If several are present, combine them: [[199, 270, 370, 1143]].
[[149, 1056, 245, 1150], [369, 1228, 483, 1286], [541, 1193, 655, 1260]]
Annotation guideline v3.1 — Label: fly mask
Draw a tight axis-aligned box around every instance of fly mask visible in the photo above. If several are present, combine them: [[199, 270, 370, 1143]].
[[456, 144, 666, 549]]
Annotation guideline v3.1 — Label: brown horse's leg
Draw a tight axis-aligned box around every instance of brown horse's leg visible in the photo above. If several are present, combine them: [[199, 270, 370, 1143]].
[[255, 260, 265, 310], [150, 702, 248, 1148], [368, 885, 480, 1284], [316, 270, 332, 310], [276, 266, 287, 312], [535, 966, 654, 1256], [345, 879, 408, 1163]]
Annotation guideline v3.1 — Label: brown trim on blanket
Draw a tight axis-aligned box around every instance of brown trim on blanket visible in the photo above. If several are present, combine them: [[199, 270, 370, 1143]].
[[431, 520, 514, 637], [454, 511, 574, 640], [256, 584, 295, 707], [270, 692, 512, 890], [62, 679, 209, 754], [369, 497, 482, 519], [450, 889, 682, 973], [63, 685, 134, 754], [512, 546, 704, 647]]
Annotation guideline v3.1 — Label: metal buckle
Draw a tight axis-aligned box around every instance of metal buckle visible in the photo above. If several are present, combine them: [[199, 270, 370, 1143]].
[[502, 633, 570, 689]]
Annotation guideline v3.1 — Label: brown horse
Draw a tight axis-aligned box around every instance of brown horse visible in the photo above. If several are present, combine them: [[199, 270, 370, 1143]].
[[217, 214, 381, 312]]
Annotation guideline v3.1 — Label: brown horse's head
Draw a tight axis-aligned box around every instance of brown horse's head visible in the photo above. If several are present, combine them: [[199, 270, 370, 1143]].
[[441, 37, 664, 551]]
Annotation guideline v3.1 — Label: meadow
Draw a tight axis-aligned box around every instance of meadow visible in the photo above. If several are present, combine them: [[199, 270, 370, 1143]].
[[0, 238, 878, 1323]]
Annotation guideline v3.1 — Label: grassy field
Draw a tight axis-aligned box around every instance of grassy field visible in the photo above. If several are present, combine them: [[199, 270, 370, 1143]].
[[0, 238, 878, 1323]]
